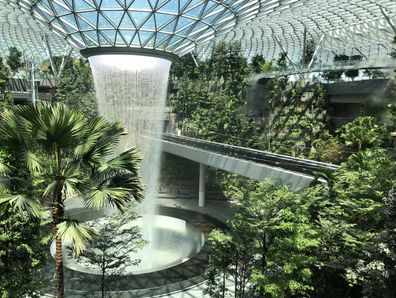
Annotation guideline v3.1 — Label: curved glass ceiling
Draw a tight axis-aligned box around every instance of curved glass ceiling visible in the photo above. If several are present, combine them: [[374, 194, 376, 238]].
[[30, 0, 257, 56], [0, 0, 71, 61], [0, 0, 395, 64], [198, 0, 396, 63]]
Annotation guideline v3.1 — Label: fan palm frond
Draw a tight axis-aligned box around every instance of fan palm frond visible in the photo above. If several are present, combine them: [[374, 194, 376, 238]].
[[106, 147, 141, 175], [56, 219, 96, 256], [0, 194, 41, 218], [85, 187, 134, 212]]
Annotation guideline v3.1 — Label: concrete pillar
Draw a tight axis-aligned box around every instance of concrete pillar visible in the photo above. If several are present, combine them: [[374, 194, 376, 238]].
[[199, 164, 206, 207]]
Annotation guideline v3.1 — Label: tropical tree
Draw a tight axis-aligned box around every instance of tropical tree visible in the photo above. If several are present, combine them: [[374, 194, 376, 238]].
[[311, 148, 396, 296], [205, 229, 234, 298], [241, 182, 319, 297], [0, 103, 143, 298], [310, 131, 346, 163], [339, 116, 383, 151], [387, 104, 396, 130], [54, 58, 97, 119], [250, 55, 266, 73], [302, 39, 316, 66], [6, 47, 23, 74], [258, 60, 277, 73], [170, 42, 253, 146], [206, 181, 320, 298], [0, 57, 10, 96], [0, 208, 48, 297], [77, 211, 145, 298], [276, 52, 288, 69]]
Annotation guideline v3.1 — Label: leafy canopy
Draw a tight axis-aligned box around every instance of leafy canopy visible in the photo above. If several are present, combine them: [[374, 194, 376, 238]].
[[0, 103, 143, 255]]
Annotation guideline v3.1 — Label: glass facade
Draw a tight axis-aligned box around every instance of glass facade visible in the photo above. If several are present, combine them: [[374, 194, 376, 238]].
[[0, 0, 395, 61], [0, 0, 70, 60], [30, 0, 256, 56]]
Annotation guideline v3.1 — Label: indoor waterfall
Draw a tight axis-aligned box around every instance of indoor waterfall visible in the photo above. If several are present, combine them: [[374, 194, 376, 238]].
[[89, 54, 171, 269]]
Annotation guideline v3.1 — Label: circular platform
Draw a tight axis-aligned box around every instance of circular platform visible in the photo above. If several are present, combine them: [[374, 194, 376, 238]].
[[43, 206, 226, 297], [51, 214, 205, 275]]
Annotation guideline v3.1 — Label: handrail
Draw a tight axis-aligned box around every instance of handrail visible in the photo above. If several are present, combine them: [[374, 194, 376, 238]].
[[161, 133, 340, 176], [256, 57, 396, 79]]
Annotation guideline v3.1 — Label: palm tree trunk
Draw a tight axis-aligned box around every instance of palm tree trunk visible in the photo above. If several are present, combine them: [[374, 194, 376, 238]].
[[52, 197, 64, 298], [53, 146, 65, 298], [55, 236, 64, 298], [102, 256, 105, 298]]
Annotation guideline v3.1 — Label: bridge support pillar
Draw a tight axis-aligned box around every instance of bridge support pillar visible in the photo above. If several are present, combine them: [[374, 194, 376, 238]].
[[199, 164, 206, 207]]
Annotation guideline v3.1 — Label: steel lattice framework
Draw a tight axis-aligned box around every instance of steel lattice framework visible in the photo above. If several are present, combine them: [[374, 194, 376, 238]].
[[0, 0, 71, 61], [0, 0, 395, 64], [197, 0, 396, 63]]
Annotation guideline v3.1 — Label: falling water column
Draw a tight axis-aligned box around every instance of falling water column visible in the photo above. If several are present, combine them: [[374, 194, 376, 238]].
[[199, 164, 206, 207], [87, 53, 172, 217]]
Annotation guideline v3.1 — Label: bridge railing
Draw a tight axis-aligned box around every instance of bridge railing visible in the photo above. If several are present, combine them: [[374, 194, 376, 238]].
[[258, 57, 396, 79], [161, 133, 340, 176]]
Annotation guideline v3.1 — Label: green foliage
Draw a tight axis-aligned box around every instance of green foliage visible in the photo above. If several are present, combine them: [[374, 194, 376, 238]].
[[250, 55, 278, 74], [276, 52, 288, 69], [322, 54, 348, 82], [242, 182, 319, 297], [171, 42, 254, 146], [302, 39, 316, 66], [0, 102, 143, 228], [0, 92, 13, 114], [169, 54, 198, 79], [0, 103, 143, 296], [322, 54, 362, 81], [250, 55, 266, 73], [206, 181, 320, 298], [339, 116, 384, 151], [310, 147, 396, 297], [267, 81, 329, 157], [6, 47, 23, 74], [387, 103, 396, 129], [344, 55, 362, 81], [259, 60, 277, 73], [76, 211, 145, 297], [0, 57, 10, 94], [309, 131, 346, 163], [334, 54, 350, 63], [207, 144, 396, 297], [54, 58, 97, 119], [321, 69, 344, 81], [205, 229, 234, 298], [344, 69, 359, 80], [0, 209, 48, 297]]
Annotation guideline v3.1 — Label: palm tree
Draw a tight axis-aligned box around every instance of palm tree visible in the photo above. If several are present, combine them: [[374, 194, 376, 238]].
[[0, 103, 143, 298]]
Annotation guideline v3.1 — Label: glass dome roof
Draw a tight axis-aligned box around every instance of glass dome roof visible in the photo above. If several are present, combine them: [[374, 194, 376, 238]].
[[0, 0, 394, 63], [29, 0, 258, 57], [0, 0, 71, 61]]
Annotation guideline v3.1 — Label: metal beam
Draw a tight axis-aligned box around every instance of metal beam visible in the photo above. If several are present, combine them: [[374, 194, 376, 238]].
[[43, 34, 58, 79], [272, 34, 297, 69], [190, 52, 198, 67], [379, 6, 396, 35], [353, 47, 368, 60], [57, 46, 73, 79], [306, 34, 325, 70], [302, 27, 307, 65], [30, 61, 36, 106]]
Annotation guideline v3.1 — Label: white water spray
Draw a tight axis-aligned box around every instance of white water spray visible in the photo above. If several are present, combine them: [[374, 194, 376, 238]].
[[89, 55, 171, 263]]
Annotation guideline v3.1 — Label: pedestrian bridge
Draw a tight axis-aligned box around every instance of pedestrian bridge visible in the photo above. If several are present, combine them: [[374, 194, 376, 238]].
[[156, 134, 339, 198]]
